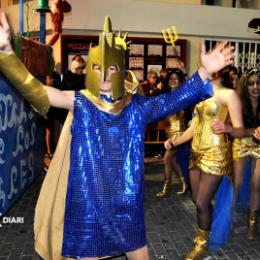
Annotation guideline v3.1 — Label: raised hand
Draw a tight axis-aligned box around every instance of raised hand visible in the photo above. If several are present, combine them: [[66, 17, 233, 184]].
[[199, 41, 235, 81], [0, 12, 13, 52]]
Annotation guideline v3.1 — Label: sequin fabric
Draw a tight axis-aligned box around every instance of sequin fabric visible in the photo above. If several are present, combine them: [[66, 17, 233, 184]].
[[233, 137, 260, 160], [62, 72, 212, 258], [189, 97, 233, 175], [165, 111, 186, 139]]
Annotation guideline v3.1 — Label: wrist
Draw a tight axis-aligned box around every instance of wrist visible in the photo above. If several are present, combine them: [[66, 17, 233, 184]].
[[6, 44, 13, 53], [198, 67, 210, 82], [171, 139, 177, 149], [250, 128, 256, 136], [226, 125, 233, 134]]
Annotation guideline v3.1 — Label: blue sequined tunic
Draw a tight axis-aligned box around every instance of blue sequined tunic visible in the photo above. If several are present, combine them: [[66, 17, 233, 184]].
[[62, 72, 212, 258]]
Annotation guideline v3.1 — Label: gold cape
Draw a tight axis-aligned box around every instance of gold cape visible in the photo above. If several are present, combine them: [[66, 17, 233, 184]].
[[34, 112, 73, 260]]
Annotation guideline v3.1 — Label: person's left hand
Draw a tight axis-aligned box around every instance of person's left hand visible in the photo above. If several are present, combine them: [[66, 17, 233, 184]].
[[211, 121, 232, 134], [164, 139, 174, 150], [253, 126, 260, 140], [199, 41, 235, 81]]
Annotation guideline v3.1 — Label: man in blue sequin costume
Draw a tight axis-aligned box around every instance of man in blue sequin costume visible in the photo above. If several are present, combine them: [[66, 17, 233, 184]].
[[0, 12, 235, 260]]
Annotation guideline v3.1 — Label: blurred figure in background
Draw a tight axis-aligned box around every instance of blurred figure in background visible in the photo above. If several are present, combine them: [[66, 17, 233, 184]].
[[156, 69, 190, 197], [157, 68, 170, 93], [232, 68, 260, 239], [62, 55, 85, 91], [44, 71, 62, 167], [222, 65, 239, 90], [60, 55, 86, 122], [141, 71, 161, 96]]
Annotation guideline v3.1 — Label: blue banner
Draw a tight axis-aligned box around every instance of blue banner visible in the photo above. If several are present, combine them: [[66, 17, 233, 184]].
[[0, 75, 45, 215]]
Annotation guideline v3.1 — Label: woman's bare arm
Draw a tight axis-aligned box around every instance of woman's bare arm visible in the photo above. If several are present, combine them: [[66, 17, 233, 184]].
[[165, 119, 196, 150], [220, 89, 247, 138]]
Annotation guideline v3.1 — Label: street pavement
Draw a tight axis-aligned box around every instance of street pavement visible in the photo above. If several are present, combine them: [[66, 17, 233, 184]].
[[0, 161, 260, 260]]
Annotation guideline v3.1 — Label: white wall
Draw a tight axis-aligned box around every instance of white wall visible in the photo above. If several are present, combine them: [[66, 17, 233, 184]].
[[3, 0, 260, 39], [2, 0, 260, 74], [59, 0, 259, 40]]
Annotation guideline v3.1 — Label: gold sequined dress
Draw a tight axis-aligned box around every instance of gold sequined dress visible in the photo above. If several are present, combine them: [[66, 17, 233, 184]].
[[189, 98, 232, 175], [165, 111, 186, 139], [233, 137, 260, 160]]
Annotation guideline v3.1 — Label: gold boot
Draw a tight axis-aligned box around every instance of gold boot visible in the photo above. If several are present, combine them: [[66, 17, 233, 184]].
[[156, 179, 171, 198], [248, 210, 257, 240], [177, 175, 187, 195], [185, 228, 209, 260]]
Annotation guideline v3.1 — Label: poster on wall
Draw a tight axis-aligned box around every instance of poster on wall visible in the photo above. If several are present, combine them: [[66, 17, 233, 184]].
[[129, 57, 144, 69], [129, 44, 144, 56], [61, 36, 98, 73], [147, 44, 163, 57]]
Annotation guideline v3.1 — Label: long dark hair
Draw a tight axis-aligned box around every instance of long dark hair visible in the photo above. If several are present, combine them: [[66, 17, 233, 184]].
[[168, 69, 191, 125], [221, 65, 238, 89], [168, 68, 186, 85], [239, 68, 260, 128]]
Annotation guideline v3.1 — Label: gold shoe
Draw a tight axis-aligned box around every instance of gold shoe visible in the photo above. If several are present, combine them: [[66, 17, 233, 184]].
[[177, 175, 187, 195], [185, 228, 209, 260], [156, 179, 171, 198], [248, 210, 257, 240]]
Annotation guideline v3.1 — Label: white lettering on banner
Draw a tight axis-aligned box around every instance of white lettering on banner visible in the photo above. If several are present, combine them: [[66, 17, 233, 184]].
[[7, 166, 18, 200], [0, 94, 27, 133], [0, 178, 6, 209], [0, 91, 38, 212], [0, 94, 14, 132], [20, 159, 27, 190], [13, 125, 24, 157], [24, 131, 30, 150], [0, 138, 5, 164], [0, 94, 27, 132], [7, 152, 34, 201], [13, 122, 37, 157], [30, 123, 36, 146], [16, 101, 27, 125], [28, 152, 34, 183], [28, 110, 34, 120]]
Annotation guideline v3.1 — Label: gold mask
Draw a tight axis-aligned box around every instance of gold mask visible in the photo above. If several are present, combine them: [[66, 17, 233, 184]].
[[86, 16, 128, 100]]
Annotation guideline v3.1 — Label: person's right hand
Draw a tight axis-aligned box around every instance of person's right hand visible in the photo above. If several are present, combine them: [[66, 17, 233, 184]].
[[211, 121, 232, 134], [0, 12, 13, 52], [164, 139, 174, 150]]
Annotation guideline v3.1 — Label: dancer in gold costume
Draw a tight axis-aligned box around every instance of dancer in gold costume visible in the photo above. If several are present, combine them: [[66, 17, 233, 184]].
[[232, 68, 260, 240], [156, 69, 190, 197], [165, 70, 244, 260]]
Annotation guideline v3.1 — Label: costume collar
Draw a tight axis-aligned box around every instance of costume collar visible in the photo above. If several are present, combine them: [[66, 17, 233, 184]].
[[80, 89, 133, 115]]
